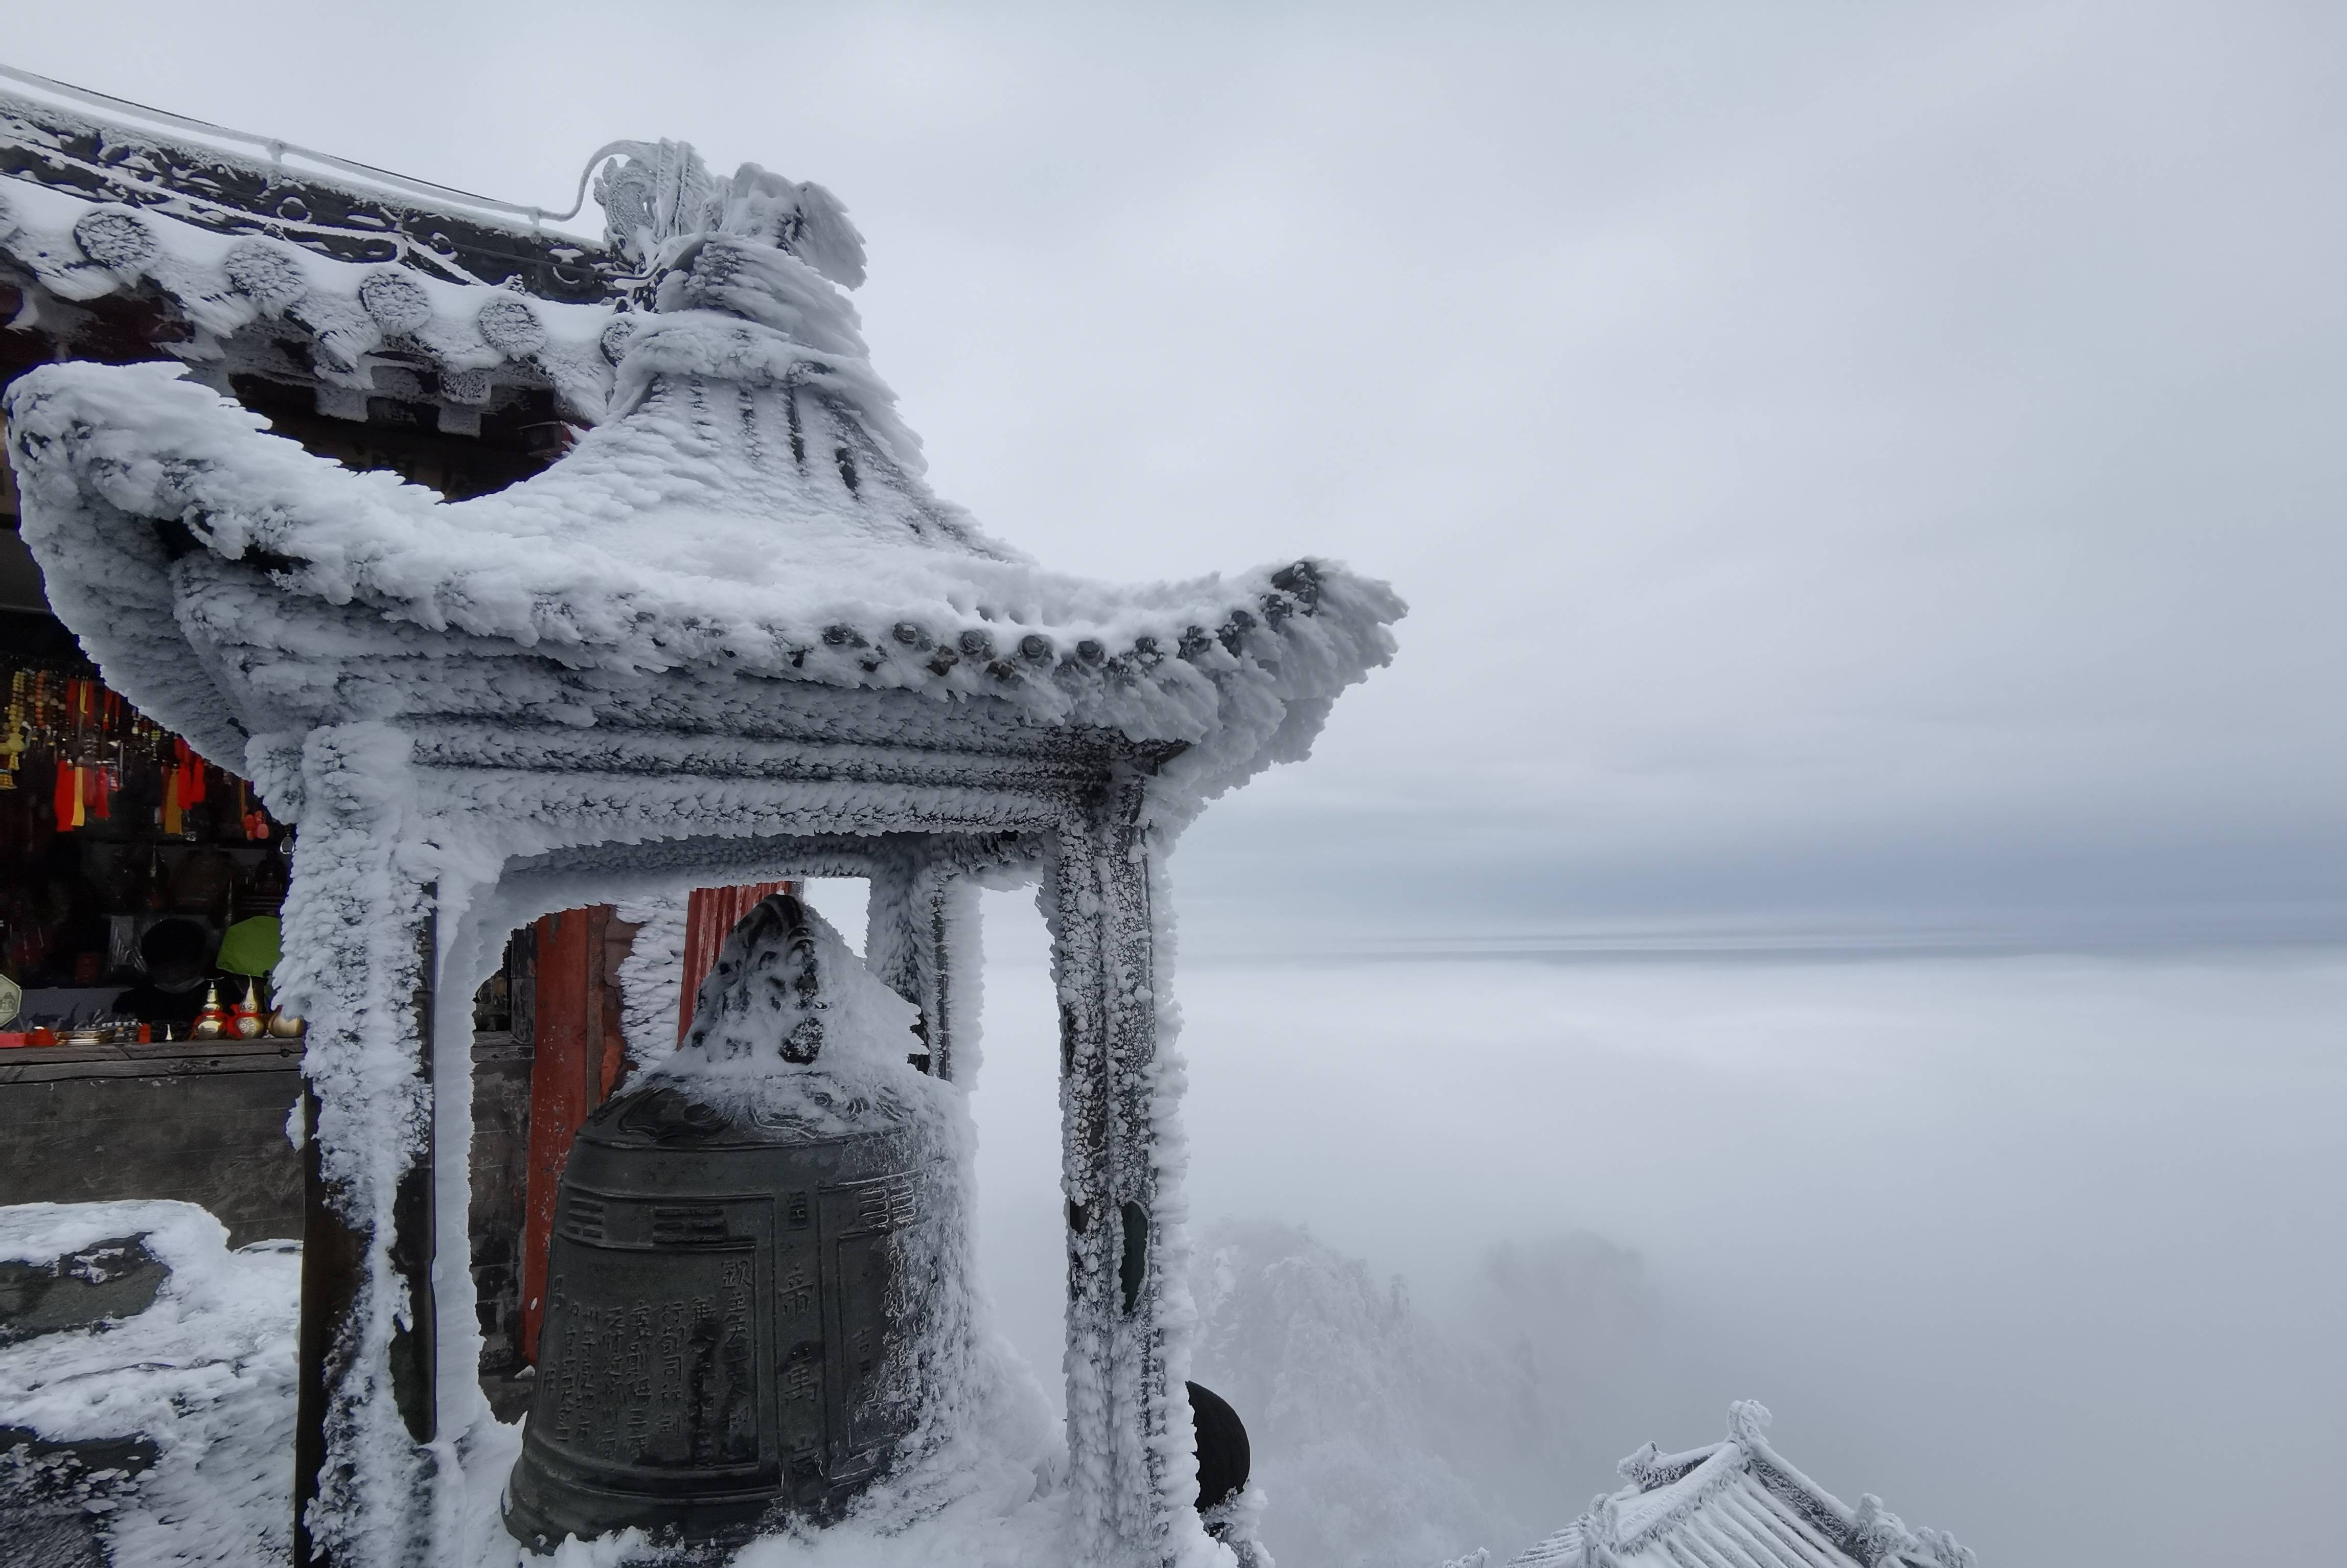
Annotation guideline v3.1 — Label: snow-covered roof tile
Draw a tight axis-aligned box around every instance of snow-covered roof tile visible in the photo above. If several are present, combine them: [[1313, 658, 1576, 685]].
[[0, 174, 622, 421], [1508, 1404, 1975, 1568], [0, 74, 616, 298]]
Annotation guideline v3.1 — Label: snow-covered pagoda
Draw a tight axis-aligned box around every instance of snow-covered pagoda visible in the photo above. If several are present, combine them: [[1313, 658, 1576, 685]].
[[1509, 1404, 1974, 1568], [4, 78, 1401, 1567]]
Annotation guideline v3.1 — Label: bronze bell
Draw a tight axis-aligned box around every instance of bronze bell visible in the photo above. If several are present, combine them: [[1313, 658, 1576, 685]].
[[504, 894, 942, 1553]]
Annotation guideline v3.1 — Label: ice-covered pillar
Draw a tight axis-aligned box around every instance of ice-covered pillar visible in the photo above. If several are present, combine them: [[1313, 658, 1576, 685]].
[[1048, 771, 1199, 1564], [865, 843, 981, 1083], [274, 723, 442, 1568]]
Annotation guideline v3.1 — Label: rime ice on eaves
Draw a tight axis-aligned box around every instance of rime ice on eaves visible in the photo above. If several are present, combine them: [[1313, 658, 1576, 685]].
[[4, 126, 1402, 1567]]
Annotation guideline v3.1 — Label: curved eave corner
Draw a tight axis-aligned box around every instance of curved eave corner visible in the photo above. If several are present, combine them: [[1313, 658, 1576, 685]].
[[4, 357, 1404, 820]]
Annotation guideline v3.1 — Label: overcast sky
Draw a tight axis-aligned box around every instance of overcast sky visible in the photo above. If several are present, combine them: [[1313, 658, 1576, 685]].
[[10, 18, 2339, 1560], [13, 2, 2343, 943]]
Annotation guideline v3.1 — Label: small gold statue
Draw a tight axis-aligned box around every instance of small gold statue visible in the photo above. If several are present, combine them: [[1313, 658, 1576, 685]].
[[190, 982, 229, 1040], [232, 978, 266, 1040]]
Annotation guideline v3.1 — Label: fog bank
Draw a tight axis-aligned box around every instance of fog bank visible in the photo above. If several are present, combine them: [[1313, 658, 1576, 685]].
[[946, 891, 2347, 1567]]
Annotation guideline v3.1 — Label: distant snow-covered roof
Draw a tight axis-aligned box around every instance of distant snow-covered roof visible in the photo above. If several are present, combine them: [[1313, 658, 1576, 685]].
[[1509, 1403, 1974, 1568], [4, 139, 1401, 814]]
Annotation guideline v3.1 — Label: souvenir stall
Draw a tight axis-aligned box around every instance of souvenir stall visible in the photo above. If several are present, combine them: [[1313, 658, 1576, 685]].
[[0, 67, 627, 1046], [0, 640, 291, 1037], [9, 123, 1399, 1568], [3, 386, 290, 1040], [0, 70, 633, 1268]]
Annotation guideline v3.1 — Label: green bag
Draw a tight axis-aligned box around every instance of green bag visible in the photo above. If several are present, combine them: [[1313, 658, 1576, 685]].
[[215, 916, 282, 977]]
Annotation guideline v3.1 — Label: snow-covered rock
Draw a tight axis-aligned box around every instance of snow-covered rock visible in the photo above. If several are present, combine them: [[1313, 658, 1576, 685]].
[[0, 1201, 300, 1568]]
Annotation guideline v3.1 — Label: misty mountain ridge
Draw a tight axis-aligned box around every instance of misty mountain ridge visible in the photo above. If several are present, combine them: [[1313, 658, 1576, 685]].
[[1189, 1218, 1665, 1568]]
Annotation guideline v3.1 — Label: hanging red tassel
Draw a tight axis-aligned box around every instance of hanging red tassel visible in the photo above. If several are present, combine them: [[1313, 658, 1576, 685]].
[[52, 757, 74, 828], [173, 738, 208, 806]]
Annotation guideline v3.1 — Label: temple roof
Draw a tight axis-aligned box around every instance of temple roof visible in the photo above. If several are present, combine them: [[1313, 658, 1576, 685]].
[[1508, 1403, 1974, 1568], [3, 127, 1400, 812], [0, 105, 624, 432], [0, 69, 621, 299]]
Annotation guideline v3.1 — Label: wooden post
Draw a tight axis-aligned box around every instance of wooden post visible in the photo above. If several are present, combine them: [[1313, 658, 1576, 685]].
[[1050, 772, 1190, 1563], [292, 1081, 362, 1568], [293, 907, 436, 1566], [287, 725, 439, 1568], [865, 848, 975, 1081], [386, 909, 438, 1441], [517, 905, 621, 1362]]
